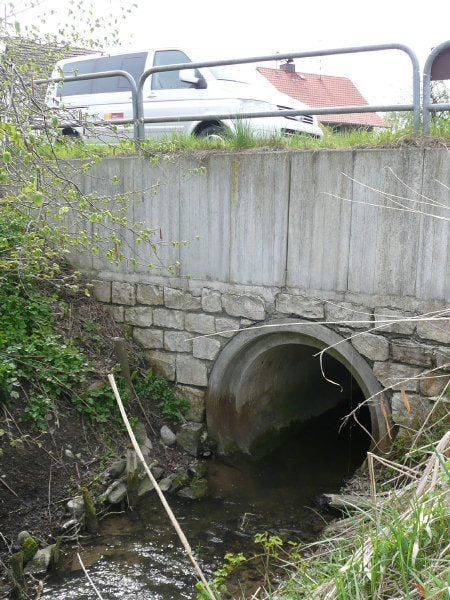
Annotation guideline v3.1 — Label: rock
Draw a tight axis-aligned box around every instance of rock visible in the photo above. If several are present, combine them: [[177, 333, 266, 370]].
[[106, 459, 126, 479], [111, 281, 135, 305], [351, 333, 389, 361], [158, 475, 176, 492], [134, 423, 153, 456], [391, 393, 432, 429], [107, 482, 127, 504], [201, 288, 222, 313], [67, 496, 85, 518], [24, 544, 55, 574], [176, 422, 203, 456], [188, 463, 207, 478], [419, 375, 449, 397], [134, 422, 149, 446], [391, 340, 434, 367], [133, 327, 163, 349], [325, 302, 372, 329], [124, 306, 153, 327], [178, 478, 209, 500], [61, 519, 79, 531], [275, 294, 323, 319], [16, 531, 31, 546], [102, 480, 122, 500], [137, 478, 155, 497], [193, 337, 221, 361], [374, 307, 416, 335], [164, 287, 201, 311], [177, 386, 205, 423], [157, 472, 189, 493], [170, 472, 189, 492], [222, 293, 265, 321], [160, 425, 176, 446], [417, 319, 450, 345], [147, 350, 176, 381], [64, 448, 74, 459], [373, 362, 422, 392], [185, 313, 216, 334], [176, 355, 208, 387], [136, 283, 164, 306]]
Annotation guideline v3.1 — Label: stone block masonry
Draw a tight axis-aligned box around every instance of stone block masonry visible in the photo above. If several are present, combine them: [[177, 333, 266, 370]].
[[93, 280, 450, 437]]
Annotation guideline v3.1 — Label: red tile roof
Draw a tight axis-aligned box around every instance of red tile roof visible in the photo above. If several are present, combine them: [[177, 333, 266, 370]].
[[257, 67, 388, 128]]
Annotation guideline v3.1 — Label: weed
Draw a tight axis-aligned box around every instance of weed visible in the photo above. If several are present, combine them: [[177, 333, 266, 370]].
[[133, 369, 189, 423], [36, 120, 450, 161], [196, 552, 247, 599]]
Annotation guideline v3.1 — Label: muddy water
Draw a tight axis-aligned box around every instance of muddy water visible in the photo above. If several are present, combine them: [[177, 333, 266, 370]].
[[43, 403, 370, 599]]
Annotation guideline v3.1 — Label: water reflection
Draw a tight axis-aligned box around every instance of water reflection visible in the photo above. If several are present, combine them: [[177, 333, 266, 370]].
[[44, 400, 370, 599]]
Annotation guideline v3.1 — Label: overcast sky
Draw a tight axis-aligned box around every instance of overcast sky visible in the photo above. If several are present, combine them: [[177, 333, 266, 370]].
[[10, 0, 450, 104]]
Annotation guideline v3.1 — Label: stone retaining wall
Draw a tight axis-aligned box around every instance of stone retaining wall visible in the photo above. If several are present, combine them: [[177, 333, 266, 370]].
[[93, 279, 449, 436]]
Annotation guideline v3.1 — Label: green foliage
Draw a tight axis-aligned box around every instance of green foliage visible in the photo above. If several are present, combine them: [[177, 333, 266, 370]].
[[0, 270, 88, 427], [254, 532, 284, 558], [0, 208, 129, 427], [196, 552, 247, 599], [76, 380, 127, 425], [133, 369, 189, 423], [21, 536, 38, 563]]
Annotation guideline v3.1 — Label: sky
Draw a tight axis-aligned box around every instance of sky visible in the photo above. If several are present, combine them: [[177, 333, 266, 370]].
[[8, 0, 450, 105]]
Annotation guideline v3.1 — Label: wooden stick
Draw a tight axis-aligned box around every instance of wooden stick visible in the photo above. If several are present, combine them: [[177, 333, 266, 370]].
[[0, 477, 18, 498], [77, 553, 104, 600], [108, 373, 217, 600]]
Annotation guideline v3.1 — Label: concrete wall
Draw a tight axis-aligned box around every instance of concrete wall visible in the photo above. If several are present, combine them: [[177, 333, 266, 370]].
[[71, 148, 449, 452], [79, 148, 449, 304]]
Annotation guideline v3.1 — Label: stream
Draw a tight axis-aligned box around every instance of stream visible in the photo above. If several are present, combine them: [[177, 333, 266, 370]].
[[43, 402, 370, 599]]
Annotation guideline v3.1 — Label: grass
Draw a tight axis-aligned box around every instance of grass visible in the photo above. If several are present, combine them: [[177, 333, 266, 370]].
[[37, 118, 450, 160], [262, 394, 450, 600]]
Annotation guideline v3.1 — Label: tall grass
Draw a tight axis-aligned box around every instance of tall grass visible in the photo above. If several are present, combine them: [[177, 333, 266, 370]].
[[38, 119, 450, 160], [266, 393, 450, 600]]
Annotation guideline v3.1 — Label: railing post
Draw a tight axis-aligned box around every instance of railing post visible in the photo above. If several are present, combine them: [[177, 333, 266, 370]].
[[423, 40, 450, 135]]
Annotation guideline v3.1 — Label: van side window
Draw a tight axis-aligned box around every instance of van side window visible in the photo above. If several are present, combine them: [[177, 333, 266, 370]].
[[152, 50, 199, 90], [57, 53, 146, 96]]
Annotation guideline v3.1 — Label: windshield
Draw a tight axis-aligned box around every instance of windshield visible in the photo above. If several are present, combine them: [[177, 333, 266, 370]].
[[210, 65, 250, 83]]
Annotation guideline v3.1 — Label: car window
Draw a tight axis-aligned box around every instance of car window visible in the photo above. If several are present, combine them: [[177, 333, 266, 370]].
[[57, 53, 146, 96], [151, 50, 199, 90]]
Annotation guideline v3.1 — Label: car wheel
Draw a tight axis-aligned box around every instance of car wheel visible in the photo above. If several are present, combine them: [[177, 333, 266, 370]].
[[197, 124, 226, 140]]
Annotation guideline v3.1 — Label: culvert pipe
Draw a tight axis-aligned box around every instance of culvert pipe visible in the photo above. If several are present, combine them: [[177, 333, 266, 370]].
[[206, 319, 390, 456]]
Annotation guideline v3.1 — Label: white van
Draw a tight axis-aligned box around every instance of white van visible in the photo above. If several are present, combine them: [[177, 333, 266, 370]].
[[46, 48, 324, 140]]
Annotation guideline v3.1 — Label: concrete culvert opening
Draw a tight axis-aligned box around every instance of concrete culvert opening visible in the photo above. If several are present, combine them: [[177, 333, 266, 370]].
[[207, 320, 390, 466]]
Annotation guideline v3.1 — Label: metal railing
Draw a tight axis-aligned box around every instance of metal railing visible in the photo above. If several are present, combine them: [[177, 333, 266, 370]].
[[33, 41, 450, 145], [423, 40, 450, 134]]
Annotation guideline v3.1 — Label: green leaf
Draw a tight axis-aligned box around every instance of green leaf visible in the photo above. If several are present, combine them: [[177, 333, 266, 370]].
[[32, 191, 44, 207]]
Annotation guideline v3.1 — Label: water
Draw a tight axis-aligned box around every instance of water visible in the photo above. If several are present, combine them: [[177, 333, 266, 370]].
[[44, 402, 370, 599]]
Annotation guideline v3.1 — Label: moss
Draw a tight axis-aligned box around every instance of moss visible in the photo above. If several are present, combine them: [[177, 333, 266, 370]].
[[50, 538, 63, 572], [190, 477, 209, 499], [9, 551, 24, 582], [126, 470, 140, 510], [171, 473, 189, 491], [21, 536, 38, 563], [81, 487, 98, 534]]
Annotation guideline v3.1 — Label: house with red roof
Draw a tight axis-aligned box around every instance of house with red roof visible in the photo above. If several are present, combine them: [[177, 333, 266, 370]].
[[258, 61, 388, 131]]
